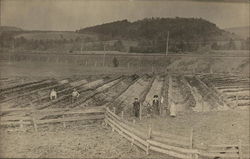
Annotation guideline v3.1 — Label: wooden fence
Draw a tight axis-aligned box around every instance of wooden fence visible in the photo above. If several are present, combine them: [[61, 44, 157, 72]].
[[105, 107, 250, 159], [0, 106, 105, 131], [198, 143, 250, 159], [105, 107, 199, 159], [1, 105, 249, 159]]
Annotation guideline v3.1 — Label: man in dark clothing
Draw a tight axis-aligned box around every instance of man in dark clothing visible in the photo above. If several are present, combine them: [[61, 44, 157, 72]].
[[152, 95, 160, 115], [133, 98, 140, 117]]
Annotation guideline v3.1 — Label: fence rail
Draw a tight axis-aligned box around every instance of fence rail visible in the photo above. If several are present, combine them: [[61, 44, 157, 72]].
[[105, 107, 250, 159], [1, 105, 249, 159], [0, 106, 106, 131]]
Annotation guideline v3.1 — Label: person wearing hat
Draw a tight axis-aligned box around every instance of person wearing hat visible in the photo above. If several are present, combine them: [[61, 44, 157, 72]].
[[133, 98, 140, 118], [152, 95, 160, 115], [50, 88, 57, 100], [72, 88, 80, 103]]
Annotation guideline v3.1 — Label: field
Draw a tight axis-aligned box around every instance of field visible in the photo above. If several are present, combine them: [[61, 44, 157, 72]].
[[0, 52, 249, 158]]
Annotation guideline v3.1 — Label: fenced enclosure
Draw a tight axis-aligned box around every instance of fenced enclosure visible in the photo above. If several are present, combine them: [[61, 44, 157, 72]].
[[105, 107, 250, 159]]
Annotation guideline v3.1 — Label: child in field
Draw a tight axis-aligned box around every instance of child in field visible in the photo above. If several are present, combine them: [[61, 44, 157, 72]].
[[72, 88, 80, 103], [50, 88, 57, 100]]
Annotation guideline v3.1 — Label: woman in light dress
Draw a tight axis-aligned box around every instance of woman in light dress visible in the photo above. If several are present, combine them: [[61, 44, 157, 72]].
[[169, 97, 177, 117]]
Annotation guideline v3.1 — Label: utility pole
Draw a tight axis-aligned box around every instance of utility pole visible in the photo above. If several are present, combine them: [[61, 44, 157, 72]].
[[166, 31, 169, 56], [0, 0, 2, 26], [81, 43, 83, 54]]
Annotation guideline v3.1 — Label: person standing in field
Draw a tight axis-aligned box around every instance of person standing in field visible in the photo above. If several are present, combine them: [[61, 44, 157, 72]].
[[72, 88, 80, 103], [50, 88, 57, 100], [133, 98, 140, 118], [169, 98, 177, 117], [152, 95, 160, 115], [160, 96, 165, 116]]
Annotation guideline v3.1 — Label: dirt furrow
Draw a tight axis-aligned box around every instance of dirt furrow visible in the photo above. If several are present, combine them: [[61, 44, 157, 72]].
[[0, 79, 51, 96], [109, 74, 152, 116], [80, 75, 139, 107], [39, 76, 121, 109], [54, 76, 124, 109]]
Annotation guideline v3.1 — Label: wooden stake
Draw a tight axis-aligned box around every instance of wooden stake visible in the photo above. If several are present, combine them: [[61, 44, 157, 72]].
[[139, 103, 142, 120], [146, 125, 152, 155], [238, 139, 243, 159], [190, 128, 193, 149], [121, 111, 124, 119], [147, 126, 152, 139], [236, 95, 239, 107], [32, 118, 38, 132], [146, 142, 150, 155]]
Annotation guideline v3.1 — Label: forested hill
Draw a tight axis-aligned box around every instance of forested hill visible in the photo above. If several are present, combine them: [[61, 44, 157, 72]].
[[78, 18, 237, 42]]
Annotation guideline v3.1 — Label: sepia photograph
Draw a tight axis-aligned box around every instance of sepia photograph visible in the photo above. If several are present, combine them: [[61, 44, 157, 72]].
[[0, 0, 249, 158]]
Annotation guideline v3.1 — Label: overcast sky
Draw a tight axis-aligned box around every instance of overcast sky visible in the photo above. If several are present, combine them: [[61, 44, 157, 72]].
[[1, 0, 249, 31]]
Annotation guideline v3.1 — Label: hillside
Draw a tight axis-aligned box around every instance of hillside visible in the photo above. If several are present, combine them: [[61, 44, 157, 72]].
[[79, 18, 236, 42], [225, 26, 250, 39], [14, 31, 97, 41]]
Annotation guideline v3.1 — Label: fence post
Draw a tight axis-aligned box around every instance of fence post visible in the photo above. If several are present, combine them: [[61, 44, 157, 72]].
[[190, 128, 198, 159], [139, 102, 142, 120], [146, 126, 152, 155], [236, 95, 239, 107], [238, 139, 243, 159], [190, 128, 193, 149], [32, 118, 38, 132]]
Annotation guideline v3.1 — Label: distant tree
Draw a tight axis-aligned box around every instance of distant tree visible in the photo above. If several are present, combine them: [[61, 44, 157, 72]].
[[112, 57, 119, 67], [113, 40, 125, 51], [228, 38, 236, 50]]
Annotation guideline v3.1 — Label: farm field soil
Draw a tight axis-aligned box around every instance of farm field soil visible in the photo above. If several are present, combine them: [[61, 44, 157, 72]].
[[82, 75, 138, 107], [0, 61, 137, 78], [133, 107, 249, 148], [0, 123, 168, 158]]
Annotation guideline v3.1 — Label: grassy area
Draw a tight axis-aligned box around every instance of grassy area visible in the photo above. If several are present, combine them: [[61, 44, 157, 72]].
[[134, 107, 249, 147]]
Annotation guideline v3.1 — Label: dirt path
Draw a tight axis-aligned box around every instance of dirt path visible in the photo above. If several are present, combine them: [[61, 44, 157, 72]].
[[170, 76, 192, 113], [110, 75, 152, 116], [143, 76, 164, 106]]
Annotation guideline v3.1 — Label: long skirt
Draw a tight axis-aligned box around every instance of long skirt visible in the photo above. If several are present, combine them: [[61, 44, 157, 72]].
[[170, 103, 176, 117]]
